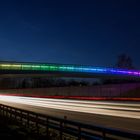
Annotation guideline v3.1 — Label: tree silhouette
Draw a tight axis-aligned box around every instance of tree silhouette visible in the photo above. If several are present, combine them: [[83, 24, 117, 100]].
[[116, 54, 134, 69]]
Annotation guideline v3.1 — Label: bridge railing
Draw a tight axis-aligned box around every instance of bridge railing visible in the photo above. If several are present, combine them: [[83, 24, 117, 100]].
[[0, 104, 139, 140]]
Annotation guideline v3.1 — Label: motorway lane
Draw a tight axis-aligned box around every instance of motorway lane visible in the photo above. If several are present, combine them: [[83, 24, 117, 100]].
[[0, 95, 139, 133]]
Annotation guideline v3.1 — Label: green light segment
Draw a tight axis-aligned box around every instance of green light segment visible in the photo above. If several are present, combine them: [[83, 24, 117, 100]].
[[49, 65, 59, 71], [41, 65, 75, 72], [59, 66, 68, 71], [31, 65, 41, 70], [40, 65, 50, 70], [21, 64, 32, 70]]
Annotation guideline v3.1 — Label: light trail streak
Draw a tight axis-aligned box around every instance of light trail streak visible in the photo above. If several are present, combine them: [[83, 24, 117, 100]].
[[0, 61, 140, 77], [0, 95, 139, 119]]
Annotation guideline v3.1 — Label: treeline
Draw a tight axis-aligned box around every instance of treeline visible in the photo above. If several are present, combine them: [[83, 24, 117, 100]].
[[0, 77, 138, 89], [0, 78, 93, 89], [102, 79, 140, 84]]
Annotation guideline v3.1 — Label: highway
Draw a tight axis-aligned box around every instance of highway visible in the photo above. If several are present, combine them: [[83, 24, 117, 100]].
[[0, 95, 139, 133]]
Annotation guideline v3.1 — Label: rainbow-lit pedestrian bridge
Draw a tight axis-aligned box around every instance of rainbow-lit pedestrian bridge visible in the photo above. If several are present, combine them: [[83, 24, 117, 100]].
[[0, 61, 139, 79]]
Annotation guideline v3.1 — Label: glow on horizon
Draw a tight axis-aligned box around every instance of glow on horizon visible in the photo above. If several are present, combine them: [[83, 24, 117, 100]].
[[0, 62, 139, 77]]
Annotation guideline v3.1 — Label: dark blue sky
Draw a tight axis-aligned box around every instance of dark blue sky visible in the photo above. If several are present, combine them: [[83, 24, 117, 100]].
[[0, 0, 140, 68]]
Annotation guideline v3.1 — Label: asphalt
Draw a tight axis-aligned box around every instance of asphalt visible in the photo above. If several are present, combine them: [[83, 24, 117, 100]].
[[0, 95, 139, 134]]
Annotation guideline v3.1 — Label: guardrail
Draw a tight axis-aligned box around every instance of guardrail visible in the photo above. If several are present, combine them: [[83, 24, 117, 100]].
[[0, 104, 139, 140]]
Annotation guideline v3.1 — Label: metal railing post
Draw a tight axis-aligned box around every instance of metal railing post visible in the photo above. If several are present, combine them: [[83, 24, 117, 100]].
[[5, 107, 8, 117], [27, 112, 30, 128], [60, 121, 63, 140], [36, 114, 39, 134], [2, 105, 4, 116], [103, 131, 106, 140], [46, 117, 49, 138], [9, 107, 12, 118], [20, 111, 22, 122], [14, 109, 17, 120], [78, 126, 81, 140]]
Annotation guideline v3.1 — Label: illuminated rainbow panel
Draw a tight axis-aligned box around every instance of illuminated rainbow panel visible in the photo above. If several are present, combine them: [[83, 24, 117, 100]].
[[0, 62, 140, 77]]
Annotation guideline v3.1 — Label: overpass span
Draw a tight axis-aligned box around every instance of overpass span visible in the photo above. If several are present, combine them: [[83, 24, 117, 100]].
[[0, 61, 139, 79]]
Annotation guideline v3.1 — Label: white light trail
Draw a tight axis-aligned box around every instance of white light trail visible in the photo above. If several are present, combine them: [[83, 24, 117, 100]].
[[0, 95, 139, 119]]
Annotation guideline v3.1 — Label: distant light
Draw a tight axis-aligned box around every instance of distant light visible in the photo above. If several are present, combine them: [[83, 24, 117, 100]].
[[0, 62, 139, 77]]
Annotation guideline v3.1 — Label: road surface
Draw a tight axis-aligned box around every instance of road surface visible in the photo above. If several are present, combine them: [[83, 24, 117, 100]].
[[0, 95, 139, 133]]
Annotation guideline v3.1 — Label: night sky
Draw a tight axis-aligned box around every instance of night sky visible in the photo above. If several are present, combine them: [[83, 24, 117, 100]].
[[0, 0, 140, 68]]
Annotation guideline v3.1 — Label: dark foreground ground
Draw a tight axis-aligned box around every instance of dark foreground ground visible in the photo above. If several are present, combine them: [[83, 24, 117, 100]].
[[0, 116, 32, 140], [0, 116, 49, 140]]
